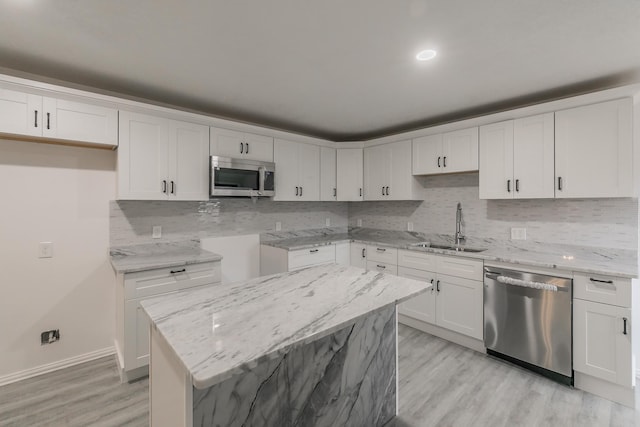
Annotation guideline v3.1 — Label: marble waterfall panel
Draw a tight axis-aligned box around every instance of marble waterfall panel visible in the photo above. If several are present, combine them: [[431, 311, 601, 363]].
[[192, 305, 397, 427]]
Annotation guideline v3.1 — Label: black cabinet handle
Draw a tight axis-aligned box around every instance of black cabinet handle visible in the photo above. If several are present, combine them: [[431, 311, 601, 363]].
[[359, 188, 362, 197], [377, 264, 386, 269], [46, 112, 50, 130], [507, 180, 511, 192], [161, 180, 167, 193], [382, 186, 385, 196], [295, 186, 299, 196], [170, 181, 175, 194], [246, 143, 249, 154], [361, 248, 366, 258], [300, 186, 303, 197], [558, 176, 562, 191], [623, 317, 628, 335], [333, 188, 336, 197], [515, 179, 520, 192], [170, 268, 186, 274], [385, 186, 390, 196], [590, 278, 614, 284], [310, 249, 318, 253], [34, 110, 38, 127], [430, 278, 435, 292], [240, 142, 244, 154], [443, 156, 447, 168], [376, 248, 386, 252], [436, 280, 441, 292], [437, 156, 441, 168]]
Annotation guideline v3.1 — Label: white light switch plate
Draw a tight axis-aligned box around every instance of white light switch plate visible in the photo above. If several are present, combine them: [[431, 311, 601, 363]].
[[152, 226, 162, 239], [511, 227, 527, 240]]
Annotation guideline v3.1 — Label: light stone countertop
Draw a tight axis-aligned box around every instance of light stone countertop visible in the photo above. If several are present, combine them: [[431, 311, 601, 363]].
[[261, 228, 638, 278], [140, 264, 430, 389], [109, 240, 222, 274]]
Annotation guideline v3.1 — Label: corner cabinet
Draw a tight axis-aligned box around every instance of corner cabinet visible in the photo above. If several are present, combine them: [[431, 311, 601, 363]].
[[479, 113, 555, 199], [115, 261, 221, 381], [364, 140, 421, 201], [336, 148, 363, 201], [273, 139, 320, 201], [210, 126, 274, 162], [555, 98, 633, 198], [0, 85, 118, 147], [117, 111, 210, 201], [412, 127, 478, 175]]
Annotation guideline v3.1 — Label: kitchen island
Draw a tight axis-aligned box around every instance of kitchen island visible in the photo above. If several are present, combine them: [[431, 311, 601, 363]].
[[140, 264, 429, 427]]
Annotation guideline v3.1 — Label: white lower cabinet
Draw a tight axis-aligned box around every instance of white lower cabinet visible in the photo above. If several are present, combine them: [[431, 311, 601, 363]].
[[350, 243, 367, 269], [335, 242, 350, 265], [574, 297, 632, 387], [397, 249, 483, 340], [115, 261, 221, 381], [260, 244, 344, 275], [367, 261, 398, 275]]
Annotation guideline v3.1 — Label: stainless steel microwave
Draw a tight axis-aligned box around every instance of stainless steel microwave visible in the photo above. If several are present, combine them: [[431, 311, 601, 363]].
[[210, 156, 275, 197]]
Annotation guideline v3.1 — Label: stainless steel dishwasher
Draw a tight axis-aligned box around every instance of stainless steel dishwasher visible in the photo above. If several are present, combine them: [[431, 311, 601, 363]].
[[483, 266, 573, 385]]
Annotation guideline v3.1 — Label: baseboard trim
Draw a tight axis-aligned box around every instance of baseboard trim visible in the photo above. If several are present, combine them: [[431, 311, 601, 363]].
[[0, 346, 115, 387]]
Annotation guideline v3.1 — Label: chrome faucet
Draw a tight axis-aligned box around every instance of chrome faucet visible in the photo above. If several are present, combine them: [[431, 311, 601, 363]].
[[455, 202, 465, 246]]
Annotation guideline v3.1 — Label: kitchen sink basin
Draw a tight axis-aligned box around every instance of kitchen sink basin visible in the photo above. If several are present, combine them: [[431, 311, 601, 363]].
[[411, 242, 486, 253]]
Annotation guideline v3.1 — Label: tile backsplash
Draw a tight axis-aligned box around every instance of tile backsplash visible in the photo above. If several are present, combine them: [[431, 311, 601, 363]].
[[348, 173, 638, 250], [110, 199, 349, 247], [111, 173, 638, 250]]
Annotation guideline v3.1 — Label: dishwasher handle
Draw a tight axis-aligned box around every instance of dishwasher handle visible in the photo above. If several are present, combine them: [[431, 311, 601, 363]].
[[495, 275, 562, 292]]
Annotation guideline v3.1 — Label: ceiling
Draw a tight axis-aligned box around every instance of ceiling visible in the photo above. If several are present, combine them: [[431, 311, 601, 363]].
[[1, 0, 639, 141]]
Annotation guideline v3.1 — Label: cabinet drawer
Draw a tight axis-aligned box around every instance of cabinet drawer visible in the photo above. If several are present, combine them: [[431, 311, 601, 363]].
[[124, 262, 221, 300], [366, 245, 398, 264], [288, 245, 335, 270], [574, 273, 631, 308], [398, 249, 437, 272], [436, 255, 483, 281], [367, 261, 398, 275]]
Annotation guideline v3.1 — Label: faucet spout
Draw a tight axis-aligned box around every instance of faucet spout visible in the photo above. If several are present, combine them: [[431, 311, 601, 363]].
[[455, 202, 465, 246]]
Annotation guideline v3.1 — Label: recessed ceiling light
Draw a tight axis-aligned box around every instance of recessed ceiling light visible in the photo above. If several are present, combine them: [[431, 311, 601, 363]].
[[416, 49, 437, 61]]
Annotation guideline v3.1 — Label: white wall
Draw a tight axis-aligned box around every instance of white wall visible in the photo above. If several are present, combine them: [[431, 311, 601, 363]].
[[0, 138, 116, 382]]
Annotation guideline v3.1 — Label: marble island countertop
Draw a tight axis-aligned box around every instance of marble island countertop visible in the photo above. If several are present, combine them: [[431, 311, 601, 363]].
[[261, 228, 638, 278], [140, 264, 430, 389], [109, 240, 222, 273]]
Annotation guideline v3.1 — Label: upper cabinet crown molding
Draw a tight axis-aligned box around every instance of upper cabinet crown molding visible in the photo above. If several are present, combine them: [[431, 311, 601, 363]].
[[412, 127, 478, 175]]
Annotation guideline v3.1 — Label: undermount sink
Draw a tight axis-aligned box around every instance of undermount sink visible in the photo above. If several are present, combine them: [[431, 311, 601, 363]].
[[411, 242, 487, 253]]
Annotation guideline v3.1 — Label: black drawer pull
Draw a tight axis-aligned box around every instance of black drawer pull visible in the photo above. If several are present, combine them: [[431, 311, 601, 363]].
[[170, 268, 186, 274], [376, 264, 386, 269], [310, 249, 319, 253], [589, 278, 614, 284], [376, 248, 386, 252], [623, 317, 628, 335]]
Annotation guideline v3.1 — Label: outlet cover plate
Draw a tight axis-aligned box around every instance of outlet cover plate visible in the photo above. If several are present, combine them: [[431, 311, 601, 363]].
[[38, 242, 53, 258], [325, 218, 331, 227], [152, 226, 162, 239], [275, 221, 282, 231], [511, 227, 527, 240], [407, 222, 414, 232], [357, 219, 362, 227]]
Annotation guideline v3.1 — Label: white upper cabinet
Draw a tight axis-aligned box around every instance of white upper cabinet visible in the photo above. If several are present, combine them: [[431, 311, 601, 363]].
[[413, 127, 478, 175], [0, 85, 117, 147], [555, 98, 633, 198], [336, 148, 363, 201], [273, 139, 320, 201], [118, 111, 209, 201], [210, 126, 274, 162], [320, 146, 337, 201], [365, 140, 420, 200], [479, 113, 554, 199]]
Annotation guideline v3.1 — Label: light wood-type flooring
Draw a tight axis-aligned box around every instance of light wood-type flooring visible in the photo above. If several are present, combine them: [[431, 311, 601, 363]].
[[1, 325, 638, 426]]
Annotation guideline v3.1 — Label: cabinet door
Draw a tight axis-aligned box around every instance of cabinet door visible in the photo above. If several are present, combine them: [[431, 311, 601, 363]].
[[320, 146, 337, 201], [412, 134, 442, 175], [336, 148, 363, 201], [436, 274, 483, 339], [364, 144, 389, 201], [168, 120, 210, 201], [479, 120, 514, 199], [0, 87, 41, 136], [42, 97, 118, 146], [335, 243, 350, 266], [573, 299, 632, 387], [210, 127, 245, 158], [388, 140, 416, 200], [398, 267, 436, 324], [124, 299, 151, 370], [442, 127, 479, 173], [350, 243, 367, 268], [273, 139, 301, 201], [366, 261, 398, 275], [297, 142, 320, 201], [243, 132, 274, 162], [513, 113, 555, 199], [118, 111, 169, 200], [555, 99, 633, 198]]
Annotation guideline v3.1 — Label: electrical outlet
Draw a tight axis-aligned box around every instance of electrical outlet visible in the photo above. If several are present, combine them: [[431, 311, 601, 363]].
[[40, 329, 60, 345], [407, 222, 414, 232], [325, 218, 331, 227], [152, 226, 162, 239], [511, 227, 527, 240], [357, 219, 362, 227], [275, 221, 282, 231], [38, 242, 53, 258]]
